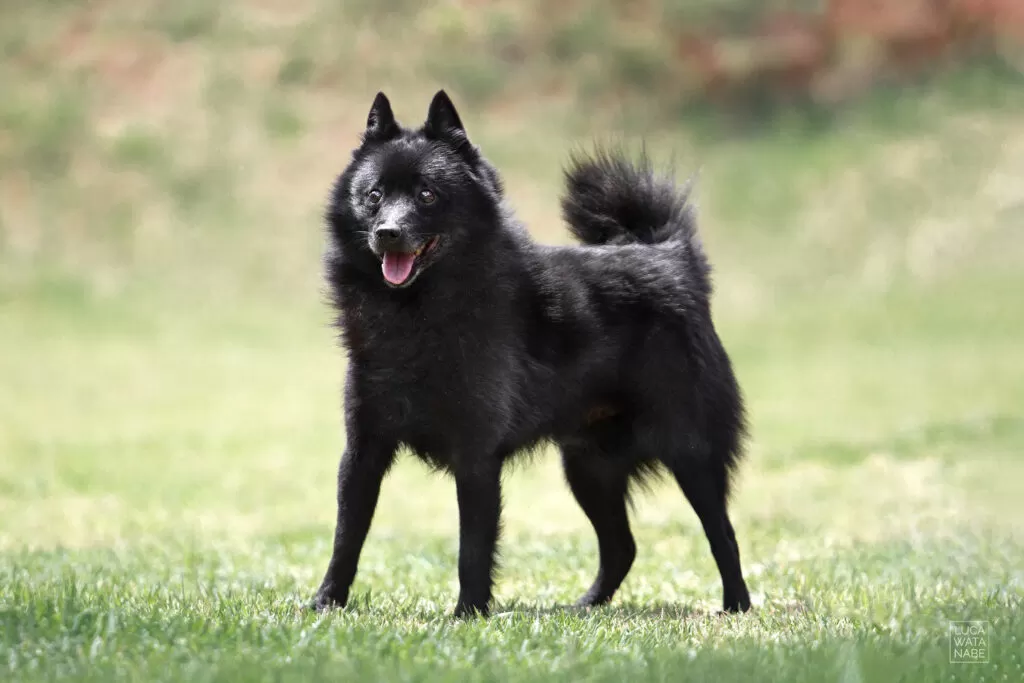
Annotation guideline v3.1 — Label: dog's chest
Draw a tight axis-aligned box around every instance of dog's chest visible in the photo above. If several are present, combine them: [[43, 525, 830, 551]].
[[344, 300, 509, 435]]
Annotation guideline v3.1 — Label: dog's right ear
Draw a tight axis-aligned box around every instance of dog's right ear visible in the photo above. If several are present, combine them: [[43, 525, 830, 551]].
[[364, 92, 398, 141]]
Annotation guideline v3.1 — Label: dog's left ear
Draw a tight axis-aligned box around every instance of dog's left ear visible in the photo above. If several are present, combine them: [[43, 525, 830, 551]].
[[424, 90, 466, 139], [425, 90, 480, 166]]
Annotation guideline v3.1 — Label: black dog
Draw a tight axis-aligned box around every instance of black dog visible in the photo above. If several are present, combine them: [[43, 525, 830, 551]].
[[313, 90, 751, 617]]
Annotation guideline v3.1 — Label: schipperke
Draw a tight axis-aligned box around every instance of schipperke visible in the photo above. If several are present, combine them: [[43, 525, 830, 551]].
[[312, 91, 751, 617]]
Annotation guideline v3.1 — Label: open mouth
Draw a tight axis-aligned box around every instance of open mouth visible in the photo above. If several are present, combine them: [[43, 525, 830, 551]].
[[381, 236, 440, 286]]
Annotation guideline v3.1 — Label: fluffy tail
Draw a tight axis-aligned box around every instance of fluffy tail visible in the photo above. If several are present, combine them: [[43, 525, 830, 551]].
[[561, 149, 702, 251]]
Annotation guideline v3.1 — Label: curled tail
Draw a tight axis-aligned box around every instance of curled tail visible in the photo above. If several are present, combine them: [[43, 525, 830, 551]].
[[561, 149, 702, 252]]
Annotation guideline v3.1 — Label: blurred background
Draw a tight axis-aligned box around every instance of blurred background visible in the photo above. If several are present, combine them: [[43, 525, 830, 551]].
[[1, 0, 1022, 574]]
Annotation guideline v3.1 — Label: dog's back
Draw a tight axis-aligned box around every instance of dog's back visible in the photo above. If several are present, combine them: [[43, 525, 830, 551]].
[[553, 150, 745, 475]]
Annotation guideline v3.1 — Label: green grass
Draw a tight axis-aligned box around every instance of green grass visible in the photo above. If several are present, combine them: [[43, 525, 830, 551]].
[[3, 215, 1023, 681], [2, 276, 1023, 681], [3, 2, 1024, 681]]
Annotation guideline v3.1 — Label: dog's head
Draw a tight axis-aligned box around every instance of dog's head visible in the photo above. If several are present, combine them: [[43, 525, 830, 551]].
[[328, 90, 504, 289]]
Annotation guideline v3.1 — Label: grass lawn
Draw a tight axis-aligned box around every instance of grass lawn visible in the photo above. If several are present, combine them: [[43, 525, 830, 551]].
[[4, 166, 1024, 682], [3, 287, 1023, 682], [2, 3, 1024, 676]]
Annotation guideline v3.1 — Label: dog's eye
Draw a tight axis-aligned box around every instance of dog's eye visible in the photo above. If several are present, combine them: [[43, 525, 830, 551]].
[[366, 189, 383, 205], [418, 189, 436, 205]]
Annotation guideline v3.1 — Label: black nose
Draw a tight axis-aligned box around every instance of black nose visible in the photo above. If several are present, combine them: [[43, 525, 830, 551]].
[[375, 226, 402, 246]]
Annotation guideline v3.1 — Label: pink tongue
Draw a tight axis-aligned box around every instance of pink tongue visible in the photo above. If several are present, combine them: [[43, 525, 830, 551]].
[[382, 252, 416, 285]]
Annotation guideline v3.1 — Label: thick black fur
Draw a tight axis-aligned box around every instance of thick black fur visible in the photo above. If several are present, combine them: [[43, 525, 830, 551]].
[[313, 91, 751, 618]]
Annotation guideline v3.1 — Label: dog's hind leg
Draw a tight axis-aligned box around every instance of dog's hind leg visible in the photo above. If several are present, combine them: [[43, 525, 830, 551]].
[[561, 445, 636, 607], [671, 460, 751, 613]]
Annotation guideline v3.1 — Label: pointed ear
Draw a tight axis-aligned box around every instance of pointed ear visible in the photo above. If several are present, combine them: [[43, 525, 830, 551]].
[[424, 90, 466, 138], [365, 92, 398, 140]]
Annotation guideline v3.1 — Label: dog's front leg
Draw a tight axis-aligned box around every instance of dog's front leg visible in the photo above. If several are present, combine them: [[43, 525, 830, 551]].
[[313, 438, 395, 612], [453, 459, 503, 618]]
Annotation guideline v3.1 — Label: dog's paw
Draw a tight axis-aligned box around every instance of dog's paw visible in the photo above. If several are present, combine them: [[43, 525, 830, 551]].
[[574, 593, 613, 609], [718, 602, 752, 616], [452, 602, 489, 620], [573, 583, 618, 609], [310, 583, 348, 613]]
